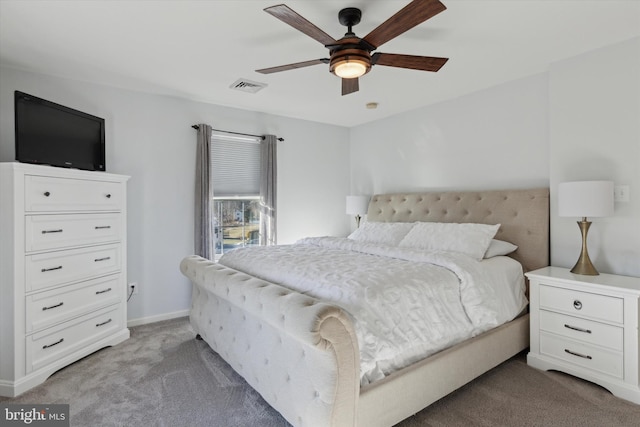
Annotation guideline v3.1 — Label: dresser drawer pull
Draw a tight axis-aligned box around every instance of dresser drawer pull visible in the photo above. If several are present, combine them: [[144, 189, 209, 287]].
[[564, 349, 592, 360], [106, 194, 112, 199], [564, 324, 592, 334], [42, 302, 64, 311], [96, 318, 112, 327], [94, 257, 111, 262], [44, 191, 51, 197], [95, 225, 111, 230], [41, 266, 62, 273], [573, 300, 582, 310], [41, 229, 63, 234], [42, 338, 64, 349], [96, 287, 113, 295]]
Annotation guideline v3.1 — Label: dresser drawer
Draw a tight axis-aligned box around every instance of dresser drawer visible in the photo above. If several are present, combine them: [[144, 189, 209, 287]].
[[539, 310, 623, 351], [26, 274, 121, 333], [540, 332, 623, 379], [26, 304, 123, 373], [25, 213, 122, 252], [539, 284, 623, 324], [26, 244, 121, 292], [25, 175, 123, 212]]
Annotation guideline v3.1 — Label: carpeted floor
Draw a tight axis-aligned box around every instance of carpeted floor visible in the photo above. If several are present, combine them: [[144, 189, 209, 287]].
[[2, 317, 639, 426]]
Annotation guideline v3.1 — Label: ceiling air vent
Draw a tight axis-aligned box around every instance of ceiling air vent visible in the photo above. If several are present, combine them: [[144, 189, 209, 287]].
[[230, 78, 268, 94]]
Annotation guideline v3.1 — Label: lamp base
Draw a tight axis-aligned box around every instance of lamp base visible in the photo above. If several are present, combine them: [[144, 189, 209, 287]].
[[570, 219, 599, 276], [355, 215, 362, 228]]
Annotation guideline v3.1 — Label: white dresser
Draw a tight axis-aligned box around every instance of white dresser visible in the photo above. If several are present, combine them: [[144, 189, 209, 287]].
[[0, 162, 130, 397], [526, 266, 640, 404]]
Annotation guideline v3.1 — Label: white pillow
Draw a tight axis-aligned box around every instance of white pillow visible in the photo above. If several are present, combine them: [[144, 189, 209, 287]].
[[398, 222, 500, 260], [483, 239, 518, 259], [347, 222, 414, 246]]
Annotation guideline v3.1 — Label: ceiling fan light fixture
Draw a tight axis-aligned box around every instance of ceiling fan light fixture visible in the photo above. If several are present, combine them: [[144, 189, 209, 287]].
[[330, 51, 371, 79], [333, 58, 368, 78]]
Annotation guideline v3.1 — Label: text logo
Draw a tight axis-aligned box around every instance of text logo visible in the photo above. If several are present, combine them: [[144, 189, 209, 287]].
[[1, 404, 69, 426]]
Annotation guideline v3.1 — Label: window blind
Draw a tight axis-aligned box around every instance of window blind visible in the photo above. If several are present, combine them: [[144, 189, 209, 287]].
[[211, 134, 261, 197]]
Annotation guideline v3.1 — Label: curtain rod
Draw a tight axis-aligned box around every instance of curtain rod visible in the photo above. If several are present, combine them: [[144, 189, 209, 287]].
[[191, 125, 284, 142]]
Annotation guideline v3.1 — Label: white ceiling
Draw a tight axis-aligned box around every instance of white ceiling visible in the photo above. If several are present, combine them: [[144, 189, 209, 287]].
[[1, 0, 639, 127]]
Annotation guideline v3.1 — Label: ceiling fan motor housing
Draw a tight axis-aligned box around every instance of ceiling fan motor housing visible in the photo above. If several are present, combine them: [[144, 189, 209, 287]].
[[330, 8, 371, 78], [329, 35, 372, 78]]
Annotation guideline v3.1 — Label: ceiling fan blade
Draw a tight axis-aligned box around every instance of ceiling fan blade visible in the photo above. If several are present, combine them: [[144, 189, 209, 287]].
[[363, 0, 446, 49], [256, 58, 329, 74], [372, 53, 448, 72], [264, 4, 337, 46], [342, 78, 359, 96]]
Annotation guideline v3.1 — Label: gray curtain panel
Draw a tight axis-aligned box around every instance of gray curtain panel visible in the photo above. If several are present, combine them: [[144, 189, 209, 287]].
[[260, 135, 278, 245], [194, 124, 215, 259]]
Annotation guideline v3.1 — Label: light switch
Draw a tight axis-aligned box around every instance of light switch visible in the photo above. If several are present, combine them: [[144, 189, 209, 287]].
[[614, 185, 630, 202]]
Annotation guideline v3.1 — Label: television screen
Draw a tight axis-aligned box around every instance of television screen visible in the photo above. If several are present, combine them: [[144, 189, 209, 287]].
[[15, 91, 105, 171]]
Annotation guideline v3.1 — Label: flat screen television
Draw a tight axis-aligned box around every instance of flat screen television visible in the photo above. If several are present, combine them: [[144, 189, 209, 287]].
[[15, 91, 105, 171]]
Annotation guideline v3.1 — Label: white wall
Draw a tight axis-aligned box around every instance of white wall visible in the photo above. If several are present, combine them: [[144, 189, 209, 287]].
[[0, 67, 351, 323], [549, 37, 640, 277], [350, 38, 639, 278], [349, 73, 550, 195]]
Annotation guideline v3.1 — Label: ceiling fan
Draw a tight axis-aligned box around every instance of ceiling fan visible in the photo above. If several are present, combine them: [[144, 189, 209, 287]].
[[256, 0, 449, 96]]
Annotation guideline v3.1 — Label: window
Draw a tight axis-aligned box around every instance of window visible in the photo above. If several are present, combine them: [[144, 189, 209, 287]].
[[214, 197, 260, 256], [211, 134, 261, 257]]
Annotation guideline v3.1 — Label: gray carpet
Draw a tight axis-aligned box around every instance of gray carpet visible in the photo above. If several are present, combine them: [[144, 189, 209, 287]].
[[2, 317, 639, 426]]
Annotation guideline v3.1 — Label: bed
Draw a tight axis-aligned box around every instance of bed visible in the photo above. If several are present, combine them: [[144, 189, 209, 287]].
[[180, 188, 549, 427]]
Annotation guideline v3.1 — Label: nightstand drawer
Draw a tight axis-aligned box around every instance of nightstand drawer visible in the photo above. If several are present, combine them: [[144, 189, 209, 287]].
[[540, 332, 623, 379], [539, 310, 623, 351], [25, 213, 122, 252], [539, 284, 623, 324]]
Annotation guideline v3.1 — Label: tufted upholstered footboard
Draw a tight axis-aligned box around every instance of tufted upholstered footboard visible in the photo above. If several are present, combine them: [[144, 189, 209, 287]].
[[180, 255, 360, 427]]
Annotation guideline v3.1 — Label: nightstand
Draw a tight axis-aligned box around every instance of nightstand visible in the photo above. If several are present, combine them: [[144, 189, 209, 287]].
[[526, 266, 640, 404]]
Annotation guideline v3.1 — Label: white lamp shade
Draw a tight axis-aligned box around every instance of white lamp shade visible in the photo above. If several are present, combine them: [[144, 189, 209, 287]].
[[346, 195, 370, 215], [558, 181, 614, 218]]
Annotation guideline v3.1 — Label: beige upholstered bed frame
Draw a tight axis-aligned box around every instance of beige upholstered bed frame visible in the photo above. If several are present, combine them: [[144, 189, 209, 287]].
[[180, 188, 549, 427]]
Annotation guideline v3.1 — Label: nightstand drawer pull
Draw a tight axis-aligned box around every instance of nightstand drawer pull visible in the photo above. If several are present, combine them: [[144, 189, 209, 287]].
[[573, 300, 582, 310], [94, 257, 111, 262], [564, 349, 592, 360], [564, 324, 592, 334], [41, 229, 63, 234], [41, 265, 62, 273], [42, 302, 64, 311], [42, 338, 64, 350], [96, 318, 112, 327], [95, 225, 111, 230], [95, 287, 112, 295]]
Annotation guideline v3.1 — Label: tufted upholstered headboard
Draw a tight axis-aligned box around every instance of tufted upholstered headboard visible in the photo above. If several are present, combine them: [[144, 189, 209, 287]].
[[367, 188, 550, 273]]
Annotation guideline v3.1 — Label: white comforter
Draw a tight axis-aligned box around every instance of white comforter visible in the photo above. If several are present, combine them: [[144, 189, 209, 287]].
[[219, 236, 526, 385]]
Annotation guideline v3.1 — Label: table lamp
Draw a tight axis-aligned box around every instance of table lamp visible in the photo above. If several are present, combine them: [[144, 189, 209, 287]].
[[558, 180, 614, 275], [346, 195, 370, 228]]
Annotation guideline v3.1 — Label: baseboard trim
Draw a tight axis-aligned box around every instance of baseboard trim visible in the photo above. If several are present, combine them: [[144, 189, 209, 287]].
[[127, 309, 189, 328]]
